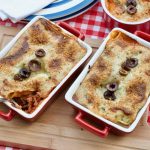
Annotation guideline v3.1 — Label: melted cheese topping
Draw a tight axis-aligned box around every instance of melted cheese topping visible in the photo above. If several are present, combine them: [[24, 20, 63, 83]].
[[0, 18, 86, 113], [74, 30, 150, 126], [105, 0, 150, 22]]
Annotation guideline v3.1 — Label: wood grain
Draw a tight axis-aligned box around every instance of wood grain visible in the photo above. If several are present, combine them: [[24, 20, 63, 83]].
[[0, 25, 149, 150]]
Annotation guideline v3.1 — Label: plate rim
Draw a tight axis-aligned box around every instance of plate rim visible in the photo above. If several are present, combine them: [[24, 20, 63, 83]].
[[25, 0, 97, 21], [51, 0, 98, 22]]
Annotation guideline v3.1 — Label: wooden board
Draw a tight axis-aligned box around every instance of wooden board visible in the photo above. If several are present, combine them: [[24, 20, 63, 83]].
[[0, 25, 150, 150]]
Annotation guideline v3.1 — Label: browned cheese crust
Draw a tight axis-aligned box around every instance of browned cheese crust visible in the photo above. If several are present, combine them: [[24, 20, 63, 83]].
[[105, 0, 150, 22], [0, 18, 86, 113], [74, 30, 150, 126]]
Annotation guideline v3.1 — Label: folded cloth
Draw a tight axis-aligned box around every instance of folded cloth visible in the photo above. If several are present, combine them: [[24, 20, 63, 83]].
[[0, 0, 56, 23]]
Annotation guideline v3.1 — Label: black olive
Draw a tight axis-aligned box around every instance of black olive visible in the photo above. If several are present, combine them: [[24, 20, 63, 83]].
[[35, 49, 46, 57], [127, 5, 137, 15], [106, 82, 118, 92], [28, 59, 41, 72], [126, 58, 138, 68], [104, 90, 116, 101], [121, 62, 131, 71], [19, 68, 31, 79], [119, 68, 128, 76], [126, 0, 137, 7], [14, 74, 23, 81]]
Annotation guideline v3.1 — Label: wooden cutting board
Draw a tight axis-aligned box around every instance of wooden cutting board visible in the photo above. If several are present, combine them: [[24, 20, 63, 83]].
[[0, 25, 149, 150]]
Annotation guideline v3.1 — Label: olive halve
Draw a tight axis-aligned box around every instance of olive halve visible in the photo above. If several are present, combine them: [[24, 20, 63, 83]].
[[126, 58, 138, 68], [127, 5, 137, 15], [28, 59, 41, 72], [121, 62, 131, 71], [14, 74, 23, 81], [19, 68, 31, 79], [35, 49, 46, 57], [104, 90, 116, 101], [119, 68, 128, 76], [106, 82, 118, 92], [126, 0, 137, 7]]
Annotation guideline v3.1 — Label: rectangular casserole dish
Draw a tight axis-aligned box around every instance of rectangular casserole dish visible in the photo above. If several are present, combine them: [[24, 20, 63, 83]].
[[0, 16, 92, 121], [65, 28, 150, 137]]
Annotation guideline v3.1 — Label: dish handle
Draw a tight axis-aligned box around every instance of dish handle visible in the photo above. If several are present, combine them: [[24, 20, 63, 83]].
[[57, 22, 85, 40], [75, 111, 110, 138], [134, 31, 150, 42], [0, 109, 15, 121]]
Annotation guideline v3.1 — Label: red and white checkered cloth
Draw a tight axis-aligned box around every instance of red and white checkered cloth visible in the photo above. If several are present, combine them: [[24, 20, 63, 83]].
[[66, 2, 110, 39], [0, 1, 149, 150]]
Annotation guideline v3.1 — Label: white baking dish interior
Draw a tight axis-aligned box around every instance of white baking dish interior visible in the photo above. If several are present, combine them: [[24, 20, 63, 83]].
[[101, 0, 150, 25], [0, 16, 92, 119], [65, 28, 150, 133]]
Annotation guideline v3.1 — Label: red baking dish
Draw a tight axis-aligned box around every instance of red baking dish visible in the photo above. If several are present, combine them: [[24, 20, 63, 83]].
[[0, 16, 92, 121], [65, 29, 150, 138], [100, 0, 150, 33]]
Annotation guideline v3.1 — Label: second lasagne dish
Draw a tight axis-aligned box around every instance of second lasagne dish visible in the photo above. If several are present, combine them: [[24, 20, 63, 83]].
[[74, 30, 150, 126]]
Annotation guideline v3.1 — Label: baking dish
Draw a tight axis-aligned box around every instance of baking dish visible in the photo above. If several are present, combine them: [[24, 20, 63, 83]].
[[0, 16, 92, 121], [65, 28, 150, 137], [100, 0, 150, 33]]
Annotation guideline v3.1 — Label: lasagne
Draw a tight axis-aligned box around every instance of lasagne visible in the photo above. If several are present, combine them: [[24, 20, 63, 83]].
[[74, 30, 150, 126], [105, 0, 150, 22], [0, 18, 86, 113]]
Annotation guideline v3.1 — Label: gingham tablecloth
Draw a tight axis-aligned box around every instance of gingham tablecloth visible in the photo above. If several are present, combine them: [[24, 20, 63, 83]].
[[0, 2, 149, 150]]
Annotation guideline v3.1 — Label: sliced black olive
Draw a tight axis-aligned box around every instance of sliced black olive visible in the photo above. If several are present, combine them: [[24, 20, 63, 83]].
[[121, 62, 131, 71], [126, 0, 137, 7], [19, 68, 31, 79], [28, 59, 41, 72], [14, 74, 23, 81], [119, 68, 128, 76], [126, 58, 138, 68], [35, 49, 46, 57], [104, 90, 116, 101], [106, 82, 118, 92], [127, 5, 137, 15]]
